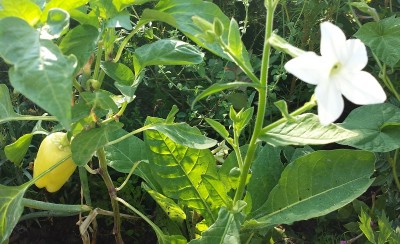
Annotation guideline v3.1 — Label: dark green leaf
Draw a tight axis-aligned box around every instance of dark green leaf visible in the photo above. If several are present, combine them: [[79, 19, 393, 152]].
[[245, 150, 375, 230], [101, 61, 134, 84], [71, 122, 123, 165], [81, 90, 118, 112], [338, 103, 400, 152], [4, 134, 33, 167], [205, 118, 229, 139], [0, 84, 22, 124], [259, 113, 357, 146]]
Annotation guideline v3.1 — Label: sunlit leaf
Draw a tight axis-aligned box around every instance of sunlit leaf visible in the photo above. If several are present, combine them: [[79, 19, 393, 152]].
[[40, 8, 70, 39], [4, 134, 33, 167], [0, 0, 41, 26]]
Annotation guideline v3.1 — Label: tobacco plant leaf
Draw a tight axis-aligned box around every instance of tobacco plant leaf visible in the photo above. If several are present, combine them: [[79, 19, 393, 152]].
[[41, 0, 89, 22], [202, 175, 233, 210], [189, 201, 246, 244], [0, 183, 29, 244], [0, 0, 42, 26], [338, 103, 400, 152], [40, 8, 70, 40], [244, 150, 375, 230], [112, 0, 155, 11], [0, 17, 77, 130], [141, 0, 252, 71], [259, 113, 357, 146], [0, 84, 22, 124], [355, 16, 400, 67], [133, 39, 204, 74], [71, 122, 123, 165], [247, 145, 283, 211], [59, 24, 99, 72], [4, 134, 33, 167], [80, 90, 118, 112], [144, 117, 218, 223]]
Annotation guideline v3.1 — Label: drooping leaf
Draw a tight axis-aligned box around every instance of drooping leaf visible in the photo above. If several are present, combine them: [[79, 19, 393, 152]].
[[189, 201, 246, 244], [244, 150, 375, 230], [59, 24, 99, 72], [142, 183, 186, 222], [0, 0, 42, 26], [4, 134, 33, 167], [355, 16, 400, 67], [133, 39, 204, 73], [40, 8, 70, 40], [338, 103, 400, 152], [192, 82, 260, 107], [0, 84, 22, 124], [144, 117, 218, 223], [0, 17, 77, 129], [259, 113, 357, 146], [71, 122, 123, 165], [0, 183, 29, 244], [140, 0, 252, 71], [247, 145, 283, 211]]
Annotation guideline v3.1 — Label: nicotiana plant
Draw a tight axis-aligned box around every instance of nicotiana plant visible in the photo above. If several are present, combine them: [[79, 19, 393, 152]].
[[1, 0, 400, 243]]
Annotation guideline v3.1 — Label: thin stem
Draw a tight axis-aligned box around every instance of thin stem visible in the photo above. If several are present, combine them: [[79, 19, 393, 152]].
[[79, 166, 98, 243], [233, 0, 277, 203], [2, 115, 58, 124], [102, 101, 128, 124], [116, 160, 143, 191], [233, 131, 244, 169], [93, 43, 103, 80], [22, 198, 91, 212], [97, 148, 123, 244], [105, 123, 156, 147], [389, 149, 400, 192], [73, 78, 84, 92]]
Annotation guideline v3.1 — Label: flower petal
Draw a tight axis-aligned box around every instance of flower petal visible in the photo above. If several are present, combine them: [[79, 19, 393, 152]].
[[320, 22, 346, 61], [315, 79, 344, 125], [284, 52, 332, 85], [340, 39, 368, 71], [337, 71, 387, 104]]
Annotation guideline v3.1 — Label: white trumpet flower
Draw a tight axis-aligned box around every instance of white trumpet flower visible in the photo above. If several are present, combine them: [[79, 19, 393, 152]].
[[284, 22, 386, 125]]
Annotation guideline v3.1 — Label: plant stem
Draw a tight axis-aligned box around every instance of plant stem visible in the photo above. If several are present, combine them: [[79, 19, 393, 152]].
[[97, 148, 124, 244], [22, 198, 91, 212], [233, 0, 277, 203], [113, 21, 148, 63], [93, 42, 103, 81], [116, 160, 143, 191], [2, 115, 58, 124], [389, 149, 400, 192], [79, 166, 98, 242]]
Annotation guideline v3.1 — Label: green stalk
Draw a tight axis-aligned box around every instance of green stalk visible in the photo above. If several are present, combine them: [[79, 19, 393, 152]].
[[389, 149, 400, 192], [2, 115, 58, 124], [97, 148, 123, 244], [22, 198, 91, 212], [233, 0, 277, 203]]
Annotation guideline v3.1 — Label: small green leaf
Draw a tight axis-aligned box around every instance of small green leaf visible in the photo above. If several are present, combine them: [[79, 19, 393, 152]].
[[40, 8, 70, 39], [274, 100, 296, 122], [143, 183, 186, 222], [106, 10, 132, 30], [205, 118, 229, 139], [259, 113, 357, 146], [232, 106, 254, 135], [245, 150, 375, 230], [0, 183, 29, 244], [112, 0, 156, 11], [71, 122, 123, 166], [192, 82, 260, 108], [0, 0, 42, 26], [338, 103, 400, 152], [41, 0, 89, 22], [355, 16, 400, 67], [359, 209, 376, 243], [4, 134, 33, 167], [101, 61, 134, 84], [0, 84, 22, 124], [227, 18, 242, 56], [81, 90, 118, 112]]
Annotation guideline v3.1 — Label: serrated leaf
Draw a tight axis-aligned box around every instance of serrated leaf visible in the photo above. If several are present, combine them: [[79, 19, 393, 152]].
[[0, 183, 29, 244], [192, 82, 260, 107], [59, 24, 99, 72], [71, 122, 123, 165], [40, 8, 70, 39], [189, 201, 246, 244], [259, 113, 357, 146], [144, 117, 218, 223], [140, 0, 252, 71], [4, 134, 33, 167], [354, 16, 400, 67], [244, 150, 375, 230], [359, 209, 376, 243], [0, 0, 42, 26], [247, 145, 283, 211], [143, 183, 186, 222], [338, 103, 400, 152], [0, 17, 77, 129], [0, 84, 22, 124], [134, 39, 204, 73]]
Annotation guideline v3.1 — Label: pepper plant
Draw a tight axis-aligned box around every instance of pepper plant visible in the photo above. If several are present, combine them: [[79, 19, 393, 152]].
[[1, 0, 400, 243]]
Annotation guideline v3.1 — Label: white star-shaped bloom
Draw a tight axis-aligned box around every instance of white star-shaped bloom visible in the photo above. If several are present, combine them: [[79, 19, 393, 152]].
[[284, 22, 386, 125]]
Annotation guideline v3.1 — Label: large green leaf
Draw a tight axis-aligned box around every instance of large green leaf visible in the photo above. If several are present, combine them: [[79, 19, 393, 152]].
[[0, 84, 22, 124], [189, 201, 246, 244], [40, 8, 70, 40], [355, 16, 400, 67], [59, 25, 99, 71], [202, 175, 233, 210], [247, 145, 283, 211], [259, 113, 357, 146], [0, 0, 42, 26], [0, 17, 77, 129], [140, 0, 252, 70], [338, 103, 400, 152], [144, 117, 218, 223], [4, 134, 33, 167], [133, 39, 204, 73], [244, 150, 375, 230], [41, 0, 89, 22], [71, 122, 123, 165], [0, 183, 29, 244]]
